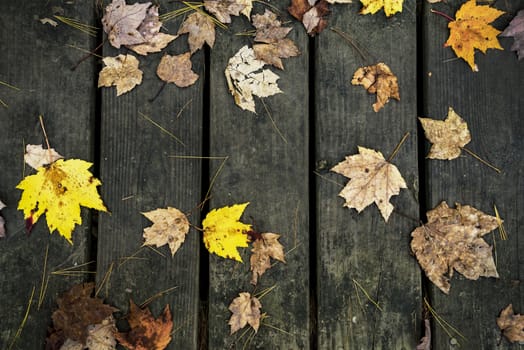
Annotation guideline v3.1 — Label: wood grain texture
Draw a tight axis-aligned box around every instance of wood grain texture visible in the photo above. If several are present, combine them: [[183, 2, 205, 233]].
[[315, 1, 421, 348], [0, 1, 97, 348], [96, 4, 204, 348], [423, 0, 524, 348], [207, 4, 311, 348]]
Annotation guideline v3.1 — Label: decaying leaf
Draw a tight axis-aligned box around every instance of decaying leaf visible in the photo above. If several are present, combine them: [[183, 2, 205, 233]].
[[416, 319, 431, 350], [250, 232, 286, 285], [410, 201, 500, 294], [17, 158, 107, 243], [331, 146, 407, 222], [204, 0, 246, 23], [98, 54, 143, 96], [288, 0, 330, 35], [359, 0, 403, 17], [127, 33, 178, 56], [115, 300, 173, 350], [84, 317, 117, 350], [47, 283, 117, 346], [419, 107, 471, 160], [445, 0, 504, 71], [142, 207, 190, 257], [178, 12, 216, 53], [501, 10, 524, 60], [24, 144, 64, 169], [497, 304, 524, 343], [202, 203, 251, 262], [239, 0, 254, 18], [252, 10, 300, 69], [225, 45, 282, 113], [40, 18, 59, 26], [228, 292, 262, 334], [102, 0, 151, 48], [157, 53, 199, 88], [0, 200, 5, 238], [351, 62, 400, 112]]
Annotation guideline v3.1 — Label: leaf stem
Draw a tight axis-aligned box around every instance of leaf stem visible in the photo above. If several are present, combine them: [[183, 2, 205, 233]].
[[387, 132, 410, 162], [461, 147, 501, 173], [430, 9, 454, 22]]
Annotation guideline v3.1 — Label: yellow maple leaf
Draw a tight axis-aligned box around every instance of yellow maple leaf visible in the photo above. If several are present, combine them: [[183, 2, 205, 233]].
[[359, 0, 403, 17], [17, 159, 107, 243], [445, 0, 504, 71], [202, 203, 251, 262]]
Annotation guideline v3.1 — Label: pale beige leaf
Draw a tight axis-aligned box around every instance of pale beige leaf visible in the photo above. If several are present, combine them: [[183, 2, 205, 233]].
[[252, 10, 292, 43], [250, 233, 286, 285], [325, 0, 352, 3], [331, 146, 406, 221], [24, 144, 64, 169], [102, 0, 151, 48], [204, 0, 246, 23], [85, 316, 117, 350], [60, 339, 83, 350], [225, 45, 282, 113], [142, 207, 190, 257], [178, 12, 215, 53], [410, 201, 499, 294], [497, 304, 524, 343], [228, 292, 262, 334], [128, 33, 178, 55], [136, 5, 162, 42], [157, 52, 199, 87], [351, 62, 400, 112], [98, 54, 143, 96], [40, 18, 58, 26], [239, 0, 254, 17], [419, 107, 471, 160]]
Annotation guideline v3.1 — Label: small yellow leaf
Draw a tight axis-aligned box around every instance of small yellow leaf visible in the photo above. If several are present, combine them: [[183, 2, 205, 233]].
[[202, 203, 251, 262], [359, 0, 403, 17], [17, 159, 107, 243]]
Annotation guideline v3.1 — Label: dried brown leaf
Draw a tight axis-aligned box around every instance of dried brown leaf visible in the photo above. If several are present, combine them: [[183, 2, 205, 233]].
[[85, 316, 117, 350], [416, 319, 431, 350], [101, 0, 151, 48], [24, 144, 64, 169], [288, 0, 330, 35], [142, 207, 190, 257], [98, 54, 143, 96], [204, 0, 246, 23], [128, 33, 177, 55], [501, 10, 524, 60], [250, 233, 286, 285], [178, 12, 216, 53], [157, 52, 199, 87], [497, 304, 524, 343], [228, 292, 262, 334], [410, 201, 499, 294], [351, 62, 399, 112], [252, 10, 292, 43]]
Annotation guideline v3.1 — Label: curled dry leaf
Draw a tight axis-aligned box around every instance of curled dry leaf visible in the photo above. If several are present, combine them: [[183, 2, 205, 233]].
[[250, 232, 286, 285], [24, 144, 63, 169], [102, 0, 151, 48], [142, 207, 190, 257], [289, 0, 330, 35], [445, 0, 504, 71], [178, 12, 216, 53], [98, 54, 143, 96], [225, 45, 282, 113], [501, 10, 524, 60], [419, 107, 471, 160], [359, 0, 403, 17], [204, 0, 246, 23], [410, 201, 499, 294], [497, 304, 524, 343], [228, 292, 262, 334], [202, 202, 251, 262], [331, 146, 407, 222], [115, 300, 173, 350], [157, 53, 199, 88], [351, 62, 399, 112]]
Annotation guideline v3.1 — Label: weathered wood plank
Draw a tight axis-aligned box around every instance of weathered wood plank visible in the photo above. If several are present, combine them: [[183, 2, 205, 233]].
[[0, 1, 97, 348], [423, 0, 524, 348], [96, 4, 204, 348], [315, 1, 421, 348], [207, 5, 311, 348]]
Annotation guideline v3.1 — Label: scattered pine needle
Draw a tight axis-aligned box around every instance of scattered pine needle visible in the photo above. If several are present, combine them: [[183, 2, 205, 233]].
[[176, 99, 193, 120], [0, 80, 20, 91], [118, 248, 148, 268], [95, 262, 114, 298], [424, 297, 466, 343], [493, 204, 507, 240], [203, 156, 229, 207], [253, 0, 282, 14], [330, 27, 374, 64], [352, 278, 383, 312], [236, 30, 256, 36], [461, 147, 501, 173], [37, 244, 50, 310], [388, 132, 410, 162], [260, 98, 288, 144], [139, 286, 179, 308], [260, 320, 294, 336], [8, 286, 35, 350], [145, 245, 167, 258], [53, 15, 98, 36], [51, 261, 96, 277], [313, 170, 344, 188], [138, 111, 185, 146], [66, 44, 103, 59], [255, 284, 277, 300], [1, 99, 8, 108]]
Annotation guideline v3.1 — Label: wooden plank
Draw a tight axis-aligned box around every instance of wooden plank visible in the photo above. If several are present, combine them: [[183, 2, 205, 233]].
[[422, 0, 524, 348], [0, 1, 97, 348], [315, 1, 421, 348], [95, 5, 204, 348], [207, 5, 311, 348]]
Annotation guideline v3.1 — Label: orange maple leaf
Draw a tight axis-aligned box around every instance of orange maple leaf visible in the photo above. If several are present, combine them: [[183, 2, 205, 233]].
[[444, 0, 504, 71]]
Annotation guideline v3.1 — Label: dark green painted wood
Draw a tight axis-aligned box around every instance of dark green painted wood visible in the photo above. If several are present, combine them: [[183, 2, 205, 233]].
[[423, 1, 524, 348], [207, 4, 311, 348], [96, 4, 204, 348], [315, 1, 421, 348], [0, 1, 97, 348]]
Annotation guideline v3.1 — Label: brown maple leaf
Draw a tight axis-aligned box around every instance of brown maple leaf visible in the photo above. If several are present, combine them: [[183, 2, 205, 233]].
[[250, 232, 286, 285], [411, 201, 499, 294], [228, 292, 262, 334], [142, 207, 190, 256], [85, 316, 117, 350], [157, 52, 199, 87], [351, 62, 399, 112], [331, 146, 407, 222], [101, 0, 151, 48], [127, 33, 178, 56], [204, 0, 246, 24], [419, 107, 471, 160], [98, 54, 143, 96], [497, 304, 524, 343], [501, 10, 524, 60], [115, 300, 173, 350], [49, 283, 117, 344], [178, 12, 216, 53], [288, 0, 330, 36], [444, 0, 504, 71]]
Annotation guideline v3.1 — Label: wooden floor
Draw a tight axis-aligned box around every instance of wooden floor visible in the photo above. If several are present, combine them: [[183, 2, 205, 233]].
[[1, 0, 523, 348]]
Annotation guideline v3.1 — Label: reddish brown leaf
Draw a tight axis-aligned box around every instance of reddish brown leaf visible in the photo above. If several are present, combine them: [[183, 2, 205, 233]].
[[250, 232, 286, 284], [228, 292, 262, 334], [288, 0, 330, 35], [501, 10, 524, 60], [178, 12, 216, 53], [157, 52, 199, 87], [497, 304, 524, 343]]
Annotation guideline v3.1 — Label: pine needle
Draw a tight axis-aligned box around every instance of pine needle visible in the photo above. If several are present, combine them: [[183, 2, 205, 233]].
[[260, 98, 288, 144], [183, 1, 227, 30], [139, 286, 179, 308], [95, 262, 114, 298], [352, 278, 383, 312], [0, 80, 21, 91], [0, 98, 8, 108], [493, 204, 507, 240], [8, 286, 35, 350], [54, 15, 98, 36], [255, 284, 277, 300], [37, 243, 50, 310], [424, 297, 466, 343], [51, 261, 96, 276], [138, 111, 185, 146]]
